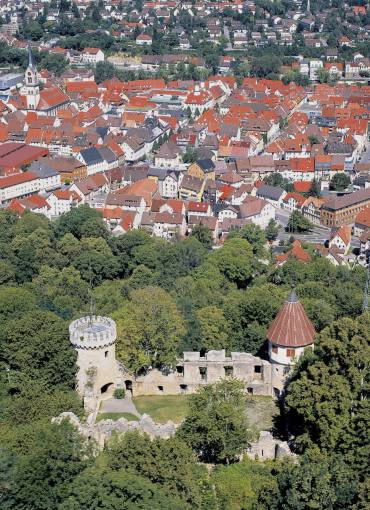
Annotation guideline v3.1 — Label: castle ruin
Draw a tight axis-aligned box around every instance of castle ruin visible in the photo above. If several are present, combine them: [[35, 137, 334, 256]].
[[70, 291, 316, 412]]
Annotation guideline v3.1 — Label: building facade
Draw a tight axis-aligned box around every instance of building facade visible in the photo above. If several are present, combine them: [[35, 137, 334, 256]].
[[321, 188, 370, 227]]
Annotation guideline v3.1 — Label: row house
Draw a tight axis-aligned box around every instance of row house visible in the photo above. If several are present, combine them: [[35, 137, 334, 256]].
[[0, 171, 41, 204], [141, 211, 187, 239], [301, 196, 326, 225], [46, 189, 81, 218], [215, 196, 275, 229], [148, 168, 182, 199]]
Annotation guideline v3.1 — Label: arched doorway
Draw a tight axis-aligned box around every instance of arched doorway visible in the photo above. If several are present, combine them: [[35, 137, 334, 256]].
[[125, 380, 133, 396], [100, 382, 114, 399]]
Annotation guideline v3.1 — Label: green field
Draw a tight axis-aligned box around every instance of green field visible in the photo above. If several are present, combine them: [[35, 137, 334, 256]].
[[133, 395, 189, 424], [97, 412, 139, 422]]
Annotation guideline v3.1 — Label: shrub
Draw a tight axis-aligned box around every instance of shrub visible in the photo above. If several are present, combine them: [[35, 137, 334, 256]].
[[114, 388, 125, 399]]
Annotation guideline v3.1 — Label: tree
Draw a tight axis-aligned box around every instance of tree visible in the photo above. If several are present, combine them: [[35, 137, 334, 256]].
[[306, 178, 321, 198], [114, 286, 186, 373], [275, 451, 358, 510], [32, 265, 89, 319], [308, 134, 320, 145], [224, 284, 284, 354], [106, 431, 214, 508], [196, 305, 230, 351], [238, 224, 267, 257], [265, 219, 279, 242], [1, 309, 77, 391], [54, 205, 106, 240], [60, 469, 191, 510], [95, 61, 115, 83], [212, 457, 279, 510], [285, 313, 370, 476], [177, 379, 255, 464], [110, 229, 154, 277], [183, 147, 198, 163], [287, 210, 312, 233], [190, 223, 213, 249], [264, 173, 293, 192], [329, 172, 350, 191], [209, 238, 254, 288], [251, 54, 282, 78], [3, 421, 90, 509], [39, 53, 67, 76]]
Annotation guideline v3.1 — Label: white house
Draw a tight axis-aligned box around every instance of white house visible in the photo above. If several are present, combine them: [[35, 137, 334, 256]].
[[0, 171, 41, 204], [81, 48, 105, 65], [329, 226, 351, 254], [46, 189, 80, 218]]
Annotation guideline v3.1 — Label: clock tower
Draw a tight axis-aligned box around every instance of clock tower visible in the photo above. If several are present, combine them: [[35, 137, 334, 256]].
[[25, 44, 40, 110]]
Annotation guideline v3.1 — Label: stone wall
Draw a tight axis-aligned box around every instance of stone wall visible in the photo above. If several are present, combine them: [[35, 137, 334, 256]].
[[123, 350, 281, 397], [52, 413, 293, 460], [52, 412, 177, 448]]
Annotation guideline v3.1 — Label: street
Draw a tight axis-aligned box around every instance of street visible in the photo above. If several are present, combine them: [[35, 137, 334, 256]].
[[275, 208, 360, 249]]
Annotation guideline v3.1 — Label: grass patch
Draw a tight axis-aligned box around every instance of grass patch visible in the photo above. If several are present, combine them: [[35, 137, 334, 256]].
[[133, 395, 189, 424], [97, 412, 139, 422], [245, 396, 279, 431]]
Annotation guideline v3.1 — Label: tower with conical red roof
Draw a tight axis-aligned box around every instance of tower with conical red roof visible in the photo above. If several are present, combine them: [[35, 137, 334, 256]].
[[267, 290, 315, 394]]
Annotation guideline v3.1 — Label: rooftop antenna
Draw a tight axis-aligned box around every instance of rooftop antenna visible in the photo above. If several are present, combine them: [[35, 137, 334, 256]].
[[362, 263, 370, 312]]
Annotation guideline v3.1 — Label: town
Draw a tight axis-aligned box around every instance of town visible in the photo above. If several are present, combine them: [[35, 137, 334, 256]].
[[0, 42, 370, 266], [0, 1, 369, 510]]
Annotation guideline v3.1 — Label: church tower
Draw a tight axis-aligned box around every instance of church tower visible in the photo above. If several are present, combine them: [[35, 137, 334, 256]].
[[267, 290, 315, 395], [25, 44, 40, 110]]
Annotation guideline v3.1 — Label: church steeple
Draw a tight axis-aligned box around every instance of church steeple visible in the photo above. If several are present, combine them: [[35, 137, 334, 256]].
[[25, 43, 40, 109], [27, 43, 37, 72]]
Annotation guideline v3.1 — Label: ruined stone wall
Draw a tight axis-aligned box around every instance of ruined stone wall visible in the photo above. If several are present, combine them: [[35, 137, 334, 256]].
[[53, 413, 293, 461], [123, 350, 283, 397]]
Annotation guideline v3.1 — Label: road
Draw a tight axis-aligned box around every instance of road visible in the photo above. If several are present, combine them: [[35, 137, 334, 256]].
[[223, 26, 233, 50], [275, 208, 360, 249], [275, 208, 330, 243]]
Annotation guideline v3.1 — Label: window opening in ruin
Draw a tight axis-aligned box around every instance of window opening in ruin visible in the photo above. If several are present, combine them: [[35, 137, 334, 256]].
[[158, 385, 164, 392], [224, 366, 233, 377], [254, 365, 262, 373], [200, 348, 206, 357], [247, 387, 254, 394], [104, 351, 108, 358], [199, 367, 207, 380], [180, 384, 188, 393], [176, 365, 184, 374]]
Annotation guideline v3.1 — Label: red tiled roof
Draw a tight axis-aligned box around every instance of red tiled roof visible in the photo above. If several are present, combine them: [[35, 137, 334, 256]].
[[276, 239, 311, 264], [293, 181, 312, 193], [356, 206, 370, 228], [267, 290, 316, 347], [0, 171, 38, 189]]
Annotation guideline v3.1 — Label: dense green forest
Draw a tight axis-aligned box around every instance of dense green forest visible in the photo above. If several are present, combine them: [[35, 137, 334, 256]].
[[0, 206, 369, 509]]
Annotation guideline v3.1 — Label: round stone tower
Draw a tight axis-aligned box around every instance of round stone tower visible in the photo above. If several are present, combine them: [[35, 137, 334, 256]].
[[69, 315, 119, 412], [267, 290, 315, 396]]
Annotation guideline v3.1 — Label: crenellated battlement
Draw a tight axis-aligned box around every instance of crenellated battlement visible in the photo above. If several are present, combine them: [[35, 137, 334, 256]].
[[69, 315, 117, 350]]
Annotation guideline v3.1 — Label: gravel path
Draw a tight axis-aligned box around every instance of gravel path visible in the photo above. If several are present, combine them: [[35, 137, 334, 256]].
[[100, 397, 141, 418]]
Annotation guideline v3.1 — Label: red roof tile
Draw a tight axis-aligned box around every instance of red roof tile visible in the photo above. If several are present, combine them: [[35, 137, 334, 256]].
[[267, 290, 316, 347]]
